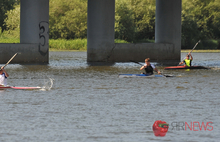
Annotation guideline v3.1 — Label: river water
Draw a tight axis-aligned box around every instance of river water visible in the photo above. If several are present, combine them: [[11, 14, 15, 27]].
[[0, 51, 220, 142]]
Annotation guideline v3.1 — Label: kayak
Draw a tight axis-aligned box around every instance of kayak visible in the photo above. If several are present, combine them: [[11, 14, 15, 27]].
[[0, 86, 11, 89], [118, 74, 165, 78], [11, 86, 41, 90], [0, 86, 41, 90], [164, 66, 210, 70]]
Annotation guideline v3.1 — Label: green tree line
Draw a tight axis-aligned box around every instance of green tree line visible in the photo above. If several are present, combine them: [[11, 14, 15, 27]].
[[0, 0, 19, 32], [1, 0, 220, 49]]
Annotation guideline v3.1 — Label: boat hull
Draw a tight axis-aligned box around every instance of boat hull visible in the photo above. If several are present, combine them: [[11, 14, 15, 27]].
[[118, 74, 164, 78], [0, 86, 11, 89], [0, 86, 41, 90], [164, 66, 210, 70], [11, 86, 41, 90]]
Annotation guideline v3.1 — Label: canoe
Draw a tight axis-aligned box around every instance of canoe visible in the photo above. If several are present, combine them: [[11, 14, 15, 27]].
[[0, 86, 11, 89], [118, 74, 164, 78], [164, 66, 210, 70], [0, 86, 41, 90], [11, 86, 41, 90]]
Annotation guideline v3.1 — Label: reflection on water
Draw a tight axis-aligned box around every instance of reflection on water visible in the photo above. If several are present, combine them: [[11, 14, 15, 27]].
[[0, 51, 219, 142]]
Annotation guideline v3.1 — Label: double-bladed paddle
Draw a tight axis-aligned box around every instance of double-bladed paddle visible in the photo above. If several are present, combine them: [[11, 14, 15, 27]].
[[130, 60, 144, 66], [130, 60, 174, 77]]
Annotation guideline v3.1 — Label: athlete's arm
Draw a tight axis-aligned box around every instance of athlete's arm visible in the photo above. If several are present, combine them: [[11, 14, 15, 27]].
[[151, 64, 161, 74], [1, 67, 9, 77], [140, 64, 147, 70], [189, 53, 193, 60], [154, 68, 161, 74], [179, 61, 184, 65]]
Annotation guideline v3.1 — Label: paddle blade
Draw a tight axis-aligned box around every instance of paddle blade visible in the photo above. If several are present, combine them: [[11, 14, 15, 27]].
[[130, 60, 143, 66]]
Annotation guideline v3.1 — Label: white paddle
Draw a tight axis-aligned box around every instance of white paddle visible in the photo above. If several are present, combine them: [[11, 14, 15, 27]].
[[1, 53, 18, 70], [188, 40, 201, 54]]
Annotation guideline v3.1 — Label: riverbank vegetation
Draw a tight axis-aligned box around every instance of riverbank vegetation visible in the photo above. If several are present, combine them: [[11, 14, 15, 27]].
[[1, 0, 220, 50], [0, 37, 129, 50]]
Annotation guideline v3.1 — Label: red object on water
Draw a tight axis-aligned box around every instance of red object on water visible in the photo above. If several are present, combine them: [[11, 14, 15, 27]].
[[11, 86, 41, 90], [0, 86, 41, 90], [152, 120, 169, 137], [164, 66, 209, 70]]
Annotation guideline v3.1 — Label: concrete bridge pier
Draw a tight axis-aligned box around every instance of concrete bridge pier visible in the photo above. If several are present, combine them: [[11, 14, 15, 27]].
[[0, 0, 49, 64], [155, 0, 182, 64], [87, 0, 115, 64], [20, 0, 49, 63]]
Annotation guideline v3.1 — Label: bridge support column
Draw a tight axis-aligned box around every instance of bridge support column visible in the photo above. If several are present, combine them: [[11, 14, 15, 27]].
[[20, 0, 49, 63], [87, 0, 115, 63], [155, 0, 182, 63]]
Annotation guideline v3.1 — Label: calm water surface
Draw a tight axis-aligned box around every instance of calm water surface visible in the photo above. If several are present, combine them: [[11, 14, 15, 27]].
[[0, 51, 220, 142]]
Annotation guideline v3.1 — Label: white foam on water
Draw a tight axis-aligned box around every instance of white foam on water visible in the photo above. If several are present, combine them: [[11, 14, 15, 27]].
[[40, 78, 54, 91]]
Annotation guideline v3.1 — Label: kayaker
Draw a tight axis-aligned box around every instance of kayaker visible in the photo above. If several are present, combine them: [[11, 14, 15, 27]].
[[140, 58, 161, 75], [179, 53, 193, 67], [0, 67, 9, 86]]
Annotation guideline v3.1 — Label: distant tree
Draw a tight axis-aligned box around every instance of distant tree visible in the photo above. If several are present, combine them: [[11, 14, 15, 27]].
[[130, 0, 156, 41], [2, 0, 220, 46], [115, 0, 156, 42], [3, 4, 20, 38], [204, 0, 220, 39], [181, 14, 200, 49], [4, 4, 20, 30], [115, 0, 135, 42], [182, 0, 220, 48], [49, 0, 87, 39], [0, 0, 17, 32]]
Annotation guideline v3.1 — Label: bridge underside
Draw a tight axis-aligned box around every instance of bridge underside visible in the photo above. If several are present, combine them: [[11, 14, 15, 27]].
[[0, 44, 48, 64], [87, 0, 182, 65], [88, 43, 178, 65], [110, 43, 178, 65]]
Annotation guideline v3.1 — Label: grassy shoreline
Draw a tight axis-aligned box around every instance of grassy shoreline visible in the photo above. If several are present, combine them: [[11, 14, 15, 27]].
[[49, 49, 86, 51], [49, 49, 220, 52], [181, 49, 220, 53], [1, 38, 220, 52]]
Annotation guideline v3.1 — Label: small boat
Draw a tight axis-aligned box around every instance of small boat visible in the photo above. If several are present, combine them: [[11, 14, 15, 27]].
[[0, 86, 41, 90], [118, 74, 165, 78], [164, 66, 210, 70], [11, 86, 41, 90], [0, 86, 11, 89]]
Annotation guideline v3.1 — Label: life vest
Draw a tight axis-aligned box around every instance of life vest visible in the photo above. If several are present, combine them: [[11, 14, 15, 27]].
[[0, 73, 7, 86], [144, 65, 154, 74], [184, 59, 192, 67]]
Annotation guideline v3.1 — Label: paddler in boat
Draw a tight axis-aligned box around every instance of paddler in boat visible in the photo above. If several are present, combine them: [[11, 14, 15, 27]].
[[179, 53, 193, 67], [0, 66, 9, 86], [140, 58, 161, 75]]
